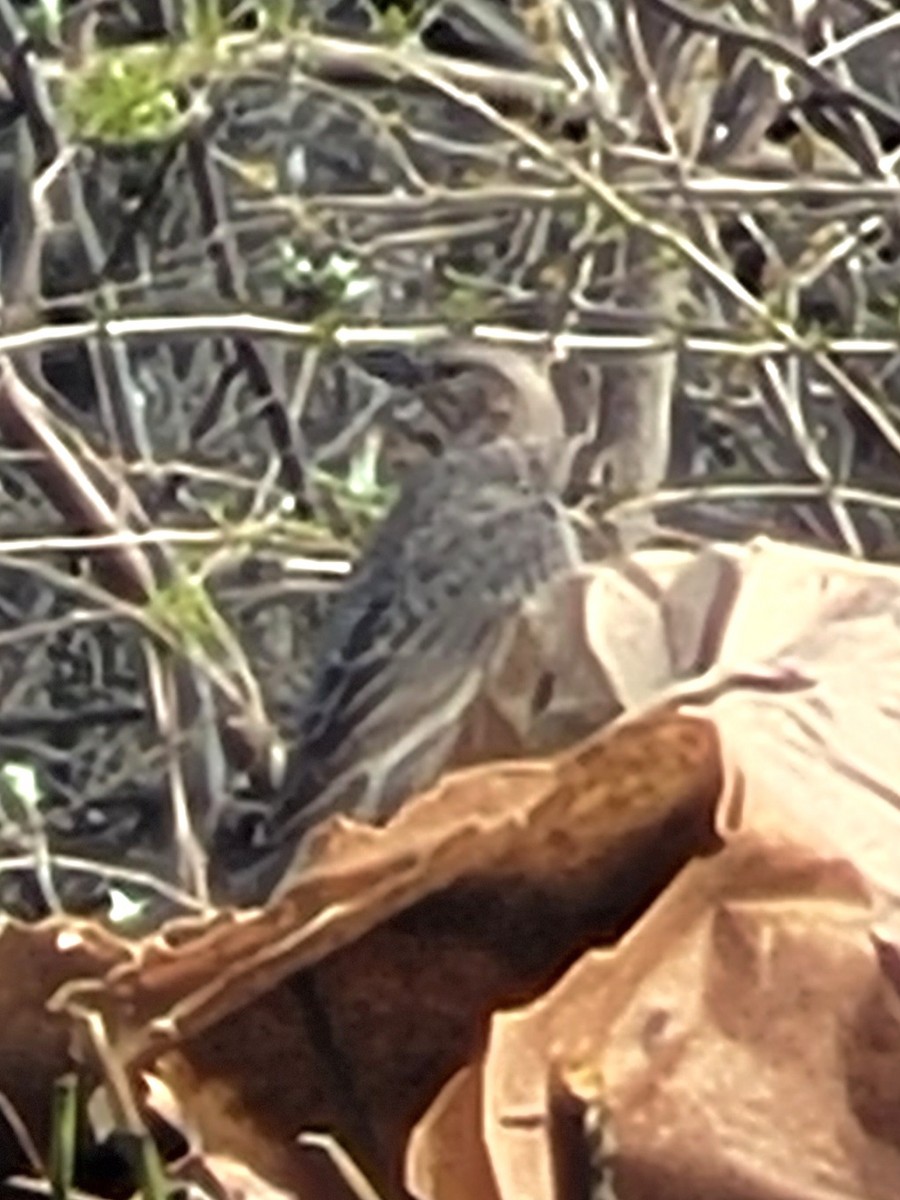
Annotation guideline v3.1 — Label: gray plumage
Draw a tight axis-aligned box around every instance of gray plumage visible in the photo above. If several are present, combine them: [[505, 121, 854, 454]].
[[217, 343, 581, 898], [280, 437, 578, 822]]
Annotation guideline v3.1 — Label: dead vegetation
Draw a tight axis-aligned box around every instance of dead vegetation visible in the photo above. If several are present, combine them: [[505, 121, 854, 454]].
[[2, 0, 900, 1197]]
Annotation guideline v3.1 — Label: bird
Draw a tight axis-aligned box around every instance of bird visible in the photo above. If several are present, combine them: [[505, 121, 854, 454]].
[[215, 341, 582, 900]]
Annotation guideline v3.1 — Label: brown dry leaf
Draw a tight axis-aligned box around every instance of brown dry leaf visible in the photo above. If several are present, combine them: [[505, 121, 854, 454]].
[[53, 710, 720, 1194], [18, 535, 895, 1197], [0, 915, 130, 1170], [673, 539, 900, 896], [409, 537, 900, 1200], [525, 538, 900, 893], [472, 545, 723, 757], [465, 830, 900, 1200], [406, 1066, 497, 1200]]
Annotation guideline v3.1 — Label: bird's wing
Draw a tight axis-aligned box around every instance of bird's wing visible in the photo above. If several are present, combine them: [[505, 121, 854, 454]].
[[277, 445, 579, 827]]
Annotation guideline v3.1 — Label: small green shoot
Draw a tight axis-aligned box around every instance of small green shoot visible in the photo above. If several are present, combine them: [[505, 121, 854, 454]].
[[376, 0, 429, 42], [49, 1074, 78, 1200], [136, 1131, 170, 1200], [278, 242, 377, 310], [346, 429, 384, 500], [65, 47, 186, 143], [23, 0, 63, 44], [185, 0, 226, 47], [145, 573, 226, 658]]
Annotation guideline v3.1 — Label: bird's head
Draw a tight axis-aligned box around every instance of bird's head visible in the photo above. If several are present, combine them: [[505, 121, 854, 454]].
[[357, 339, 567, 453]]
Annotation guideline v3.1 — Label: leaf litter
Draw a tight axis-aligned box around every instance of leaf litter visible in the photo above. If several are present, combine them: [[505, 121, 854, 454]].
[[4, 537, 900, 1198]]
